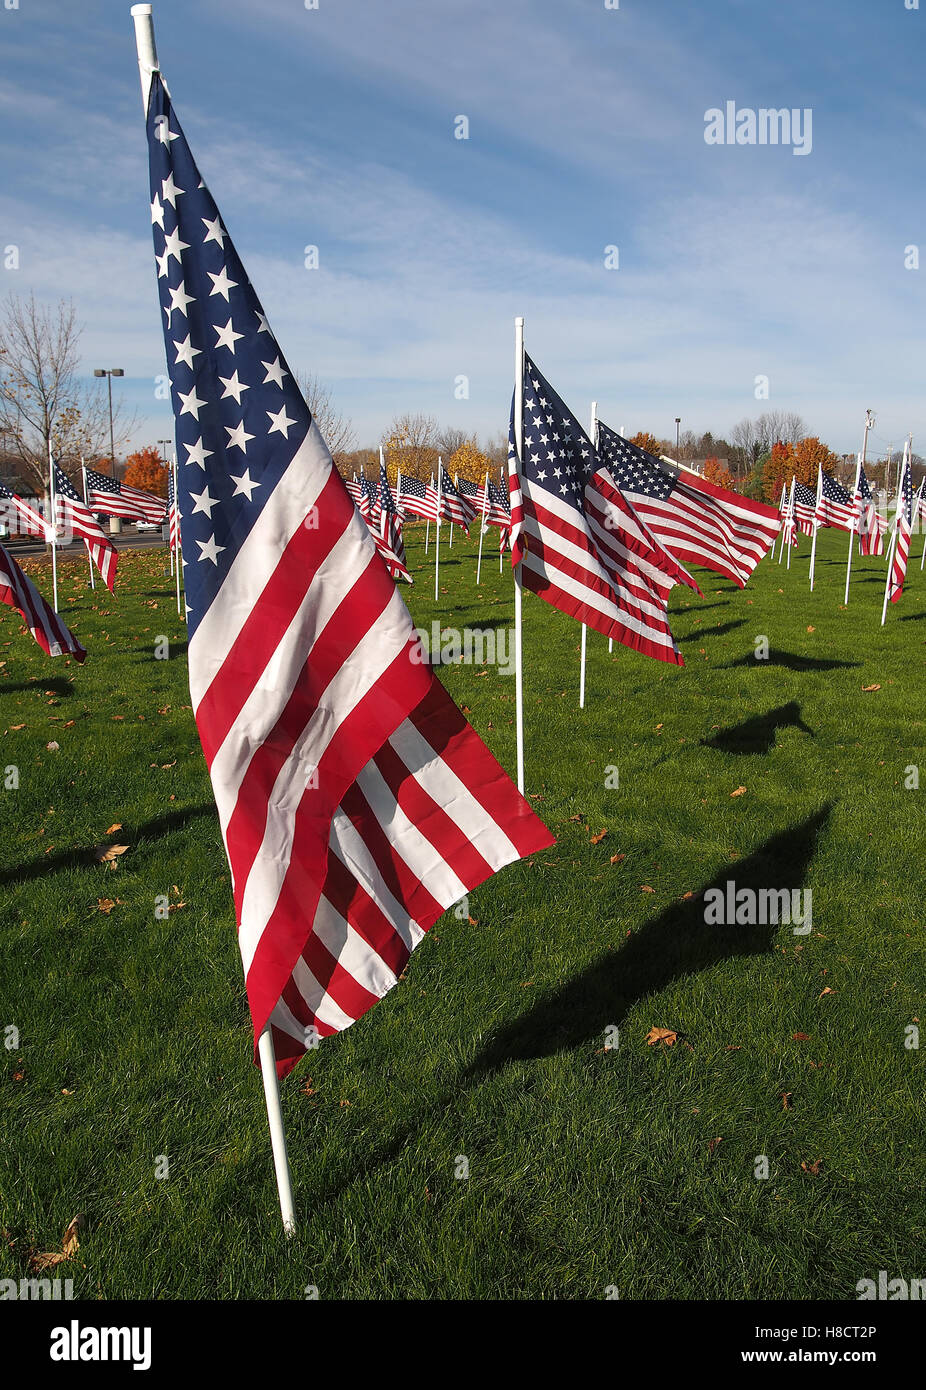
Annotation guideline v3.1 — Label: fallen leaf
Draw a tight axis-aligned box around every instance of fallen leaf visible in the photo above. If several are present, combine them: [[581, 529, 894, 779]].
[[640, 884, 655, 893], [730, 786, 747, 798], [646, 1027, 678, 1046], [707, 1136, 722, 1154], [781, 1092, 793, 1110], [610, 853, 625, 865], [96, 898, 121, 914], [104, 824, 122, 835], [792, 1032, 812, 1042], [801, 1158, 823, 1176], [28, 1216, 82, 1272], [819, 986, 835, 998], [862, 684, 881, 693], [9, 724, 25, 731], [806, 625, 815, 632], [94, 844, 129, 864], [590, 828, 608, 844], [45, 741, 59, 752]]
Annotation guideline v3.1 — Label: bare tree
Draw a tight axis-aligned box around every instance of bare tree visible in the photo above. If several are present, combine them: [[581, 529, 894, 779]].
[[436, 426, 468, 459], [381, 413, 439, 482], [0, 293, 133, 497], [297, 372, 356, 457]]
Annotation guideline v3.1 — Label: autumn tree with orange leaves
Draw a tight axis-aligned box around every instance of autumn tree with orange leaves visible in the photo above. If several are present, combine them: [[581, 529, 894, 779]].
[[762, 436, 840, 503], [123, 446, 168, 497], [630, 431, 661, 458], [702, 456, 736, 491]]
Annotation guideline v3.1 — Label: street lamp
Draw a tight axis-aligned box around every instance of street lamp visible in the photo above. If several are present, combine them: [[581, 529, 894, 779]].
[[675, 417, 681, 454], [93, 369, 124, 477]]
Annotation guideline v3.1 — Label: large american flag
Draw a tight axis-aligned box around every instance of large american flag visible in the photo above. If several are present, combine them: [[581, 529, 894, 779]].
[[377, 459, 410, 583], [0, 542, 85, 661], [0, 480, 50, 539], [85, 465, 167, 524], [888, 458, 915, 604], [854, 463, 885, 557], [438, 467, 475, 531], [792, 479, 817, 536], [144, 71, 553, 1075], [815, 470, 855, 531], [397, 473, 438, 522], [596, 421, 779, 586], [508, 355, 696, 664], [52, 463, 118, 591]]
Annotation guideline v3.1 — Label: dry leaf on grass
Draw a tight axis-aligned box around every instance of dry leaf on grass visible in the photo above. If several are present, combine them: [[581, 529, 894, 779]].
[[707, 1136, 722, 1154], [801, 1158, 823, 1176], [640, 884, 655, 893], [819, 986, 835, 998], [96, 898, 123, 914], [792, 1032, 811, 1042], [94, 844, 129, 866], [730, 786, 747, 798], [28, 1215, 81, 1272], [646, 1027, 678, 1046], [610, 853, 625, 865], [590, 828, 608, 844], [862, 684, 881, 693], [781, 1092, 793, 1110], [104, 824, 122, 835]]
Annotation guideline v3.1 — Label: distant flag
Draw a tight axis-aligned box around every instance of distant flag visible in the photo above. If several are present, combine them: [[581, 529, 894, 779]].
[[344, 474, 363, 507], [85, 465, 167, 523], [792, 480, 817, 536], [467, 477, 511, 530], [596, 422, 780, 586], [377, 459, 411, 583], [142, 68, 554, 1084], [0, 542, 85, 661], [815, 470, 855, 532], [438, 466, 475, 533], [854, 463, 885, 557], [0, 480, 51, 539], [358, 474, 377, 525], [52, 463, 118, 591], [782, 480, 799, 551], [508, 355, 696, 664], [167, 469, 180, 552], [887, 457, 915, 605], [397, 473, 438, 522]]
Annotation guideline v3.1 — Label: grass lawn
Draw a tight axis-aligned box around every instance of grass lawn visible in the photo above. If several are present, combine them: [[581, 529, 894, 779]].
[[0, 525, 924, 1300]]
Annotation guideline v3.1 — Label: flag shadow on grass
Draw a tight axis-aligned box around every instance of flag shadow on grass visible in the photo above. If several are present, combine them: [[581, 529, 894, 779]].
[[721, 649, 859, 673], [701, 700, 813, 755], [0, 802, 218, 889], [677, 618, 747, 642], [0, 676, 74, 697], [464, 804, 832, 1076]]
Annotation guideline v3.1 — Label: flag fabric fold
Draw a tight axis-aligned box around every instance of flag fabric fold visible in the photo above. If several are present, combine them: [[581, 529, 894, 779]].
[[0, 542, 85, 661], [143, 71, 553, 1076]]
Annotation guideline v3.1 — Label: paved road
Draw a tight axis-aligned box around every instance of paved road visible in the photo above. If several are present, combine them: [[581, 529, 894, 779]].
[[5, 531, 169, 562]]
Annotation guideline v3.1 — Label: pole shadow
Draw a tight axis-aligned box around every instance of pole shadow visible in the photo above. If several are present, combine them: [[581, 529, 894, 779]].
[[701, 700, 813, 755]]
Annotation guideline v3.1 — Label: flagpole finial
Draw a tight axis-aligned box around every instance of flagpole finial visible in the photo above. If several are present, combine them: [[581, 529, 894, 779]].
[[130, 4, 159, 115]]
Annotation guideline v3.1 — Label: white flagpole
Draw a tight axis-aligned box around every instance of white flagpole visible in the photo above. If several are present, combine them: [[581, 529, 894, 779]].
[[844, 455, 861, 605], [476, 470, 487, 585], [777, 483, 788, 562], [513, 317, 525, 794], [173, 450, 182, 618], [881, 441, 907, 626], [256, 1027, 296, 1235], [808, 465, 822, 591], [48, 442, 58, 613], [131, 0, 293, 1236], [578, 400, 597, 709], [785, 477, 794, 571], [434, 458, 442, 602], [80, 457, 96, 589]]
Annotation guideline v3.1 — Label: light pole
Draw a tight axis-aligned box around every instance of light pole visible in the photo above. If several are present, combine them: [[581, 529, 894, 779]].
[[675, 418, 681, 455], [93, 369, 124, 476]]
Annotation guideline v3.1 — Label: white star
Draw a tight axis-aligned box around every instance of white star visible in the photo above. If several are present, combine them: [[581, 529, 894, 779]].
[[261, 357, 287, 388], [230, 469, 260, 500], [161, 172, 184, 208], [163, 226, 190, 265], [267, 405, 297, 438], [208, 266, 238, 301], [155, 247, 170, 279], [183, 437, 212, 470], [155, 122, 180, 145], [219, 370, 249, 404], [214, 318, 244, 353], [178, 385, 206, 420], [255, 310, 271, 334], [225, 421, 254, 453], [190, 486, 219, 518], [202, 215, 226, 249], [167, 281, 195, 319], [150, 193, 164, 229], [173, 334, 202, 370], [196, 534, 225, 565]]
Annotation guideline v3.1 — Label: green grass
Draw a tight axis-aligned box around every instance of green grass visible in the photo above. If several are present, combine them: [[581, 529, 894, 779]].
[[1, 527, 924, 1300]]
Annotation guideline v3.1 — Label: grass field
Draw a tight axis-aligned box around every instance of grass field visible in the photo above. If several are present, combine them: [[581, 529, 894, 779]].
[[1, 525, 924, 1301]]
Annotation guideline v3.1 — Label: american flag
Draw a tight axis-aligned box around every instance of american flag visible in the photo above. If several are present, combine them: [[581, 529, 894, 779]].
[[888, 458, 915, 604], [815, 470, 855, 532], [397, 473, 439, 522], [358, 474, 377, 524], [52, 463, 118, 591], [377, 459, 410, 583], [792, 480, 817, 536], [0, 480, 50, 539], [854, 463, 885, 557], [596, 422, 780, 586], [85, 465, 167, 523], [781, 483, 799, 548], [484, 479, 512, 528], [167, 469, 180, 552], [144, 71, 553, 1075], [0, 542, 85, 661], [508, 356, 696, 664], [344, 474, 362, 507], [438, 467, 475, 532]]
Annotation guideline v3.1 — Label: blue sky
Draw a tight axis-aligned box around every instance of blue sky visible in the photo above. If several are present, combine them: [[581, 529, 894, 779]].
[[2, 0, 924, 457]]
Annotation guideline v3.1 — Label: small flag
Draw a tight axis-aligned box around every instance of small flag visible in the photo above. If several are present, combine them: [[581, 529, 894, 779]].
[[378, 460, 411, 583], [85, 466, 167, 523], [0, 480, 51, 539], [792, 480, 817, 536], [438, 467, 475, 532], [815, 470, 855, 532], [888, 459, 914, 604], [167, 469, 180, 552], [854, 464, 885, 557], [52, 463, 118, 591], [397, 473, 439, 522], [0, 542, 85, 661]]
